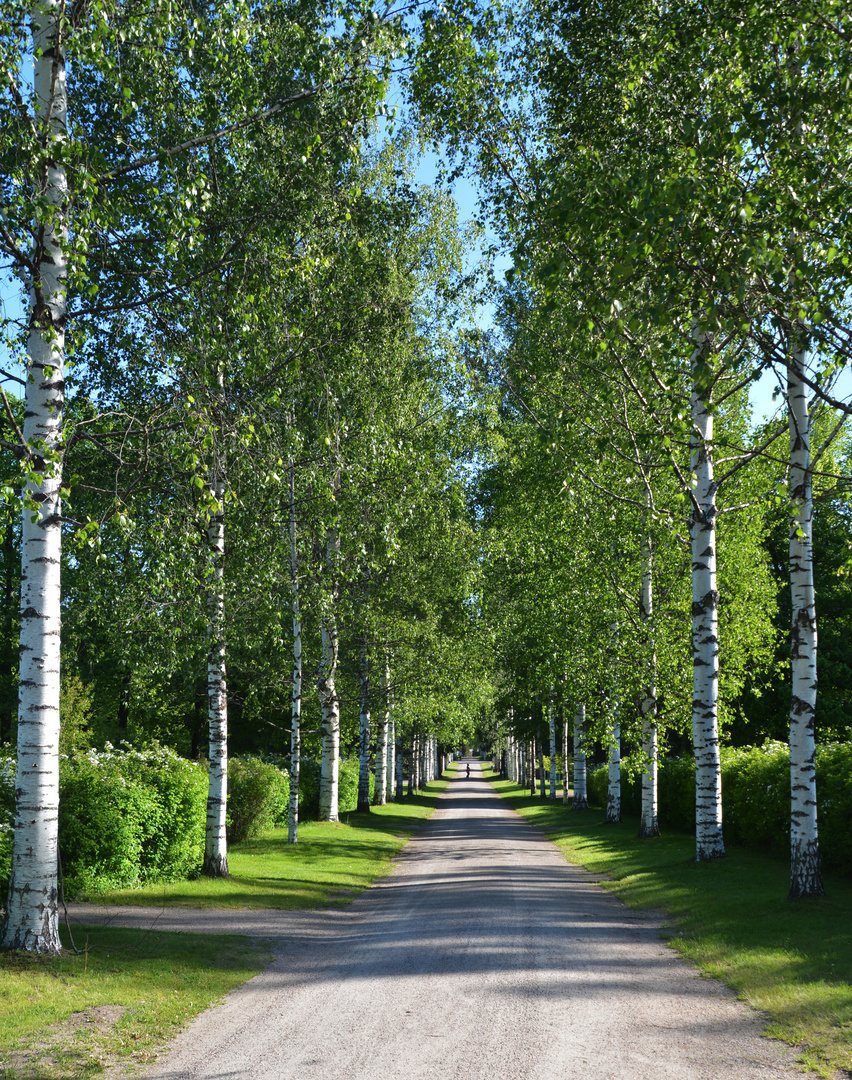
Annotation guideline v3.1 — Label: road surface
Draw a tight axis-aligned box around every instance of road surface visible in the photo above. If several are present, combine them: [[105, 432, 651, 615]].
[[85, 760, 801, 1080]]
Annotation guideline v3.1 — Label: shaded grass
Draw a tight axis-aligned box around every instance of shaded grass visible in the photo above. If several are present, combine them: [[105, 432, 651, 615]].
[[0, 925, 273, 1079], [488, 772, 852, 1079], [89, 783, 447, 911]]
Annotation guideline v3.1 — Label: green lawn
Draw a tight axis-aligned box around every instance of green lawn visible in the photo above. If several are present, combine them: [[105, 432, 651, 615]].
[[0, 778, 448, 1078], [487, 772, 852, 1079]]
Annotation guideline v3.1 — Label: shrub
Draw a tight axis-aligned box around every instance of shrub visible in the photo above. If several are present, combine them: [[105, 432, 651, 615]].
[[590, 742, 852, 873], [57, 742, 206, 895], [227, 756, 289, 843]]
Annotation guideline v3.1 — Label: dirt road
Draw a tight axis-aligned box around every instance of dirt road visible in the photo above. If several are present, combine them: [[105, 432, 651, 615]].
[[87, 761, 801, 1080]]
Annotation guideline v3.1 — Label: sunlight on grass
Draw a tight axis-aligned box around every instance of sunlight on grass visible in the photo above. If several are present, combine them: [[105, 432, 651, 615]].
[[487, 771, 852, 1078], [0, 926, 272, 1079]]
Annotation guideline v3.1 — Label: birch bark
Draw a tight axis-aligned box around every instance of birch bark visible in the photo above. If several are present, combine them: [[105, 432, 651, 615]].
[[787, 335, 824, 898], [203, 372, 228, 878], [1, 0, 66, 954], [572, 704, 589, 810], [288, 458, 301, 845], [529, 737, 537, 795], [374, 657, 389, 805], [317, 526, 340, 822], [548, 696, 557, 800], [638, 532, 660, 838], [395, 734, 403, 799], [690, 327, 725, 861], [562, 712, 570, 804], [357, 638, 371, 812], [605, 623, 621, 824]]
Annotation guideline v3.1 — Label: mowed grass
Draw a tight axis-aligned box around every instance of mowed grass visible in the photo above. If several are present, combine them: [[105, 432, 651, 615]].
[[0, 926, 273, 1079], [487, 772, 852, 1078], [90, 783, 447, 910], [1, 776, 449, 1078]]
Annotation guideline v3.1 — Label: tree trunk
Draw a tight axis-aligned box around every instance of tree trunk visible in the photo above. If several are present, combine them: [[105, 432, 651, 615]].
[[572, 704, 589, 810], [605, 622, 621, 825], [357, 638, 371, 813], [203, 440, 229, 877], [690, 326, 725, 860], [638, 531, 660, 838], [374, 656, 389, 805], [562, 708, 570, 804], [548, 695, 557, 800], [203, 368, 229, 878], [395, 735, 404, 800], [787, 335, 824, 898], [287, 458, 301, 845], [317, 528, 340, 822], [386, 682, 395, 803], [2, 1, 67, 955], [530, 737, 537, 796]]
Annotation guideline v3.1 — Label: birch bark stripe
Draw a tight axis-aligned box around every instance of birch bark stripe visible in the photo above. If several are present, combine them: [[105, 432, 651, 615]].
[[690, 324, 725, 861], [1, 0, 67, 954], [787, 336, 823, 897]]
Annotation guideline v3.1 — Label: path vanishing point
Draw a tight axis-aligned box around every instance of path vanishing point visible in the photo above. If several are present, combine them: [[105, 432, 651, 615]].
[[75, 760, 803, 1080]]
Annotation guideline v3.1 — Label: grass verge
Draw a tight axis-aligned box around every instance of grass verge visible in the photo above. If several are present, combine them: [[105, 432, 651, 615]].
[[486, 771, 852, 1079], [1, 778, 449, 1078], [0, 926, 273, 1079]]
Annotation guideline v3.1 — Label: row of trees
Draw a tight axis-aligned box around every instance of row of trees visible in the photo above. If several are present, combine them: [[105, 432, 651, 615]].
[[423, 0, 852, 898], [0, 0, 497, 953], [2, 0, 851, 955]]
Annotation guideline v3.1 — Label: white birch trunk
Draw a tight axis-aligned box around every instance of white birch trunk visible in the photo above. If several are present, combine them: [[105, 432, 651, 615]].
[[395, 735, 403, 800], [572, 705, 589, 810], [386, 687, 395, 803], [407, 734, 415, 796], [374, 657, 389, 805], [529, 738, 537, 795], [787, 337, 824, 897], [605, 622, 621, 825], [562, 710, 571, 804], [317, 528, 340, 822], [639, 532, 660, 839], [287, 458, 301, 845], [690, 327, 725, 860], [203, 365, 228, 878], [1, 1, 67, 954], [548, 697, 557, 800], [357, 639, 371, 813], [203, 447, 228, 876]]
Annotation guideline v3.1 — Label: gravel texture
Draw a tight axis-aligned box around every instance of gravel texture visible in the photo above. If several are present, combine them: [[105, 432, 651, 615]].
[[73, 760, 803, 1080]]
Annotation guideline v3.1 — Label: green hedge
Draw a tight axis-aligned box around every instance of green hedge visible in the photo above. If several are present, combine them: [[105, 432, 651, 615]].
[[227, 756, 289, 843], [58, 742, 207, 894], [588, 741, 852, 871]]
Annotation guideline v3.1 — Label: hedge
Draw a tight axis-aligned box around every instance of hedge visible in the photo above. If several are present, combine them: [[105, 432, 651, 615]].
[[588, 741, 852, 871]]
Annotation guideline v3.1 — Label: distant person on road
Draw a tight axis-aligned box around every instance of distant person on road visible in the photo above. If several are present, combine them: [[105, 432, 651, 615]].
[[466, 764, 471, 778]]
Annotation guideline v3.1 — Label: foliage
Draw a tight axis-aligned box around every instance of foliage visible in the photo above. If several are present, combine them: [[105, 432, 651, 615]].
[[589, 743, 852, 871], [57, 743, 206, 895], [227, 756, 290, 843]]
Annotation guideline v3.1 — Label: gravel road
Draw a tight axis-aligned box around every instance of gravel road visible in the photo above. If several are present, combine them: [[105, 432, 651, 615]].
[[77, 760, 803, 1080]]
